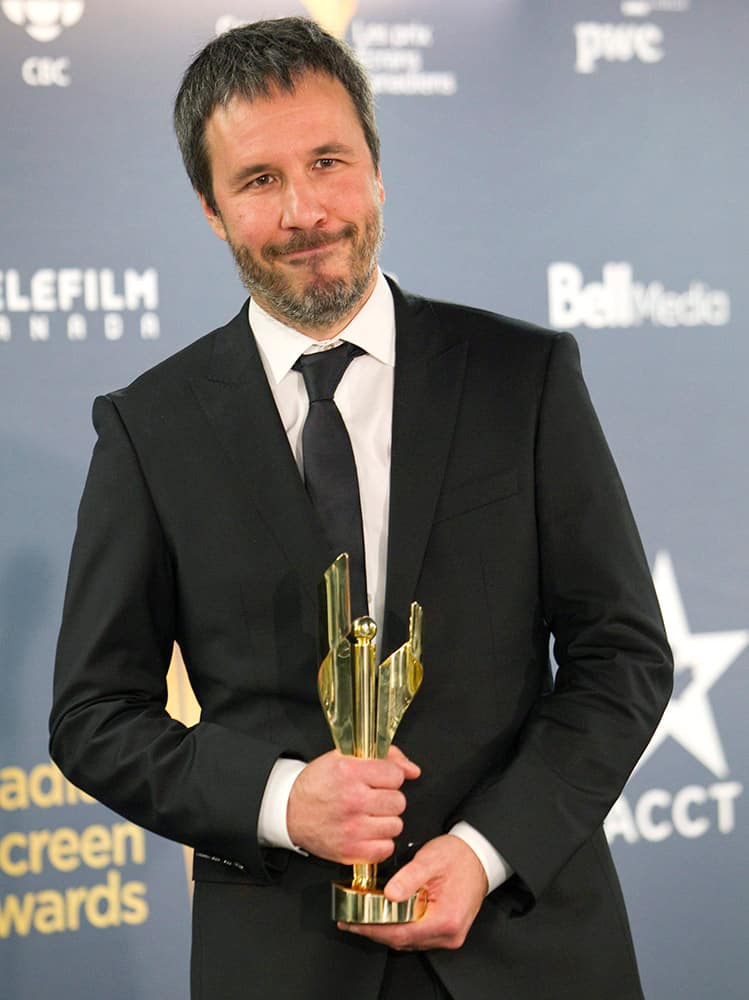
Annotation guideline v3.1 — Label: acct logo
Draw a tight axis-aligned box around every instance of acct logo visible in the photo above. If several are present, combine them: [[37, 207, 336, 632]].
[[573, 0, 690, 74], [547, 262, 730, 330], [1, 0, 84, 43], [606, 552, 748, 846]]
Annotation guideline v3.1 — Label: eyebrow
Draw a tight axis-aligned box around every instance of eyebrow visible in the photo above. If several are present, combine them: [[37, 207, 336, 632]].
[[228, 144, 357, 189], [312, 143, 356, 158]]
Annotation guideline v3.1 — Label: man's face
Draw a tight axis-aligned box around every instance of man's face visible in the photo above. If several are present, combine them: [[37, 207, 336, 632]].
[[200, 72, 385, 337]]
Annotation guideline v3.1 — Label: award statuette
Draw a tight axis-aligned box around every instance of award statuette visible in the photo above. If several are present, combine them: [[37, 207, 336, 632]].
[[318, 553, 427, 924]]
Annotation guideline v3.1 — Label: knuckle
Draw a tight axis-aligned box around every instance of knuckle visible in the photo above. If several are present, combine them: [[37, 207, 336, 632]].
[[348, 786, 365, 813], [341, 819, 359, 848], [441, 919, 465, 950]]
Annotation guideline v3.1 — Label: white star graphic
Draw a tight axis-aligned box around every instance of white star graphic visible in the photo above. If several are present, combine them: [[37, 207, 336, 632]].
[[633, 551, 749, 779]]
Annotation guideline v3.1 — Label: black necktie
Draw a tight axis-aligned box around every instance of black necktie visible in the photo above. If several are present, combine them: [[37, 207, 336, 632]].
[[293, 343, 368, 618]]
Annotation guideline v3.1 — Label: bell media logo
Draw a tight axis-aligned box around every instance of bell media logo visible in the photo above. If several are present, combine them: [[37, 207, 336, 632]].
[[606, 552, 748, 846], [547, 262, 730, 331], [1, 1, 84, 43]]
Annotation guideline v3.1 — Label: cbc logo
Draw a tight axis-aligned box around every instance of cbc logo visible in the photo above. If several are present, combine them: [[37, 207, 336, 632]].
[[2, 1, 84, 86], [1, 1, 84, 43], [22, 55, 69, 85]]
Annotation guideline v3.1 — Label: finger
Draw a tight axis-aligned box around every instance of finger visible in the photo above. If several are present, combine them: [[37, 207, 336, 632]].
[[365, 788, 407, 817], [354, 814, 403, 843], [387, 745, 421, 779], [337, 921, 426, 950], [354, 757, 410, 789], [342, 838, 397, 864]]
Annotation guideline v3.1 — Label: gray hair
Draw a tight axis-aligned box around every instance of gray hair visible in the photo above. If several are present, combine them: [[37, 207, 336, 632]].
[[173, 17, 380, 213]]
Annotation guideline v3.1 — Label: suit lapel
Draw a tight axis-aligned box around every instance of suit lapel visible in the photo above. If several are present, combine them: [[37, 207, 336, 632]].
[[383, 282, 468, 655], [187, 290, 467, 646], [189, 303, 332, 602]]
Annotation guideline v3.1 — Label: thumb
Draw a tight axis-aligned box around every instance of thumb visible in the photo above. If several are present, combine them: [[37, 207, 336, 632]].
[[387, 744, 421, 780], [383, 856, 428, 903]]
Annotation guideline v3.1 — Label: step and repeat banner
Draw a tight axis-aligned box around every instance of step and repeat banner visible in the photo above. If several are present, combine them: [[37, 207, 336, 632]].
[[2, 2, 747, 997]]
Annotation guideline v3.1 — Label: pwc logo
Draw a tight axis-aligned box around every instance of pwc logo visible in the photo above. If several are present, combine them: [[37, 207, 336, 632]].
[[1, 1, 84, 43], [573, 0, 691, 75]]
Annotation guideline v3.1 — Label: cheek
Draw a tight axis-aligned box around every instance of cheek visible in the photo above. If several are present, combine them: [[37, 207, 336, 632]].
[[322, 174, 381, 215], [226, 207, 275, 251]]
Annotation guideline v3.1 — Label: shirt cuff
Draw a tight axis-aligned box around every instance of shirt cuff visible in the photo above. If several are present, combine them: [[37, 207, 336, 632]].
[[449, 821, 513, 893], [257, 758, 308, 854]]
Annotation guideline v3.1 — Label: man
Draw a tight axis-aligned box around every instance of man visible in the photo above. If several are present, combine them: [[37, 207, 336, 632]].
[[50, 17, 672, 1000]]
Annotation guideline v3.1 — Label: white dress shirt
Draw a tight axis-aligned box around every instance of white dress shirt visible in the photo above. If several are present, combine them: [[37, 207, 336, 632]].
[[251, 270, 512, 893]]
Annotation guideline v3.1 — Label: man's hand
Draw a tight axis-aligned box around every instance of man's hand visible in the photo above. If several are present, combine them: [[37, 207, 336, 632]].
[[339, 834, 488, 950], [286, 746, 420, 863]]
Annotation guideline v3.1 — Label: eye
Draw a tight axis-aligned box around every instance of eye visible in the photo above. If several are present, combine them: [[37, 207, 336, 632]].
[[314, 158, 339, 169], [247, 174, 274, 189]]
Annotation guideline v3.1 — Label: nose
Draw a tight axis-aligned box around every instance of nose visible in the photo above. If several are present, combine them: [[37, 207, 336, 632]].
[[280, 174, 327, 230]]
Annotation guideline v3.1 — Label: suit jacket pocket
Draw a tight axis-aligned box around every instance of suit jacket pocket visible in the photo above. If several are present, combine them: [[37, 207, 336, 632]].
[[433, 469, 519, 524]]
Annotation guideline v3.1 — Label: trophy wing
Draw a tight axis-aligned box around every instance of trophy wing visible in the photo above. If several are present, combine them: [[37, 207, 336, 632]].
[[317, 553, 355, 755], [318, 641, 355, 756], [374, 603, 424, 760]]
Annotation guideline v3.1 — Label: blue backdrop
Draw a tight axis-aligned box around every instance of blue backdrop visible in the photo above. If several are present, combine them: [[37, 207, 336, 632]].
[[2, 2, 747, 997]]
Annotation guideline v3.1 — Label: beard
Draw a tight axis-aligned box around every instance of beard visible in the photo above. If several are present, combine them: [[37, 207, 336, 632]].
[[226, 208, 383, 331]]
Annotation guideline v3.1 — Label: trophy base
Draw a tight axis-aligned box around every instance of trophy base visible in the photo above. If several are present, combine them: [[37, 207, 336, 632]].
[[332, 882, 428, 924]]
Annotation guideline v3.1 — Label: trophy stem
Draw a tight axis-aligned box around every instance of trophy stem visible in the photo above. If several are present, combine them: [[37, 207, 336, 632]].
[[352, 618, 379, 893], [352, 864, 377, 890], [352, 617, 377, 759]]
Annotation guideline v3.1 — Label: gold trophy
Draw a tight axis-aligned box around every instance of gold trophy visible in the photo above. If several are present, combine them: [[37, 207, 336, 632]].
[[318, 553, 427, 924]]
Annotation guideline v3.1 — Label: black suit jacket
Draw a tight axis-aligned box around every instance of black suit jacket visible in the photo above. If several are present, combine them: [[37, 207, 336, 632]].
[[51, 282, 673, 999]]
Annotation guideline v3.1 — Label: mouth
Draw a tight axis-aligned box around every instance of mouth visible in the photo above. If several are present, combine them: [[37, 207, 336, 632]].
[[266, 226, 355, 265], [282, 240, 341, 263]]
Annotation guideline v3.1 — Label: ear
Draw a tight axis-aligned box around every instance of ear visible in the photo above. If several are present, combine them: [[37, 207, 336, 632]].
[[375, 166, 385, 205], [198, 193, 228, 242]]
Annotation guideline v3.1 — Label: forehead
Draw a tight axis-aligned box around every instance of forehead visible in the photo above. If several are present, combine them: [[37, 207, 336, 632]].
[[204, 72, 367, 165]]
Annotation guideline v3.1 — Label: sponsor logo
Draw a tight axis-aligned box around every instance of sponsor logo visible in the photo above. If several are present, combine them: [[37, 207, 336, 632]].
[[606, 552, 748, 845], [216, 8, 457, 96], [547, 262, 730, 330], [0, 267, 160, 343], [2, 2, 85, 86], [216, 2, 359, 43], [573, 0, 690, 74], [1, 1, 84, 43], [300, 0, 358, 40], [20, 55, 70, 85], [351, 18, 457, 96]]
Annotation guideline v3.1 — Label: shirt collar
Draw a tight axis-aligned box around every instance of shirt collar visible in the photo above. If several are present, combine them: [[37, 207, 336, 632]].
[[249, 269, 395, 386]]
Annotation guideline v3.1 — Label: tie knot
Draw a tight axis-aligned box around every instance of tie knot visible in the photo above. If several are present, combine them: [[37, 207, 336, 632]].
[[293, 342, 364, 403]]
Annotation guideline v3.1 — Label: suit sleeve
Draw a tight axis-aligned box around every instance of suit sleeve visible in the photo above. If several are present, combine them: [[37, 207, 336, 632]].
[[454, 332, 673, 908], [50, 395, 289, 881]]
